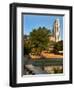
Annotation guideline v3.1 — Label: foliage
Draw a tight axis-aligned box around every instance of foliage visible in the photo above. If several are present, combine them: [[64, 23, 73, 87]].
[[53, 67, 63, 73], [24, 39, 31, 55], [53, 40, 63, 54], [29, 27, 51, 55]]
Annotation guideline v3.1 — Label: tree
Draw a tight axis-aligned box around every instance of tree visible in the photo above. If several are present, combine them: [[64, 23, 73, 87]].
[[29, 27, 51, 55], [24, 39, 31, 55], [53, 40, 63, 54]]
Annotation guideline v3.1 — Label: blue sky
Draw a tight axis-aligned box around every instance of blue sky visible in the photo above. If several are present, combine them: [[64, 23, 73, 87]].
[[23, 14, 63, 40]]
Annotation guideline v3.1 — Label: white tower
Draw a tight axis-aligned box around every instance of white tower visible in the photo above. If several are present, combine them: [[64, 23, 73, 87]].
[[53, 18, 60, 42]]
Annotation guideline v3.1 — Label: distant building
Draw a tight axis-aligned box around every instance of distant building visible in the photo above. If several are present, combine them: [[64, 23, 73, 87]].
[[49, 18, 61, 42]]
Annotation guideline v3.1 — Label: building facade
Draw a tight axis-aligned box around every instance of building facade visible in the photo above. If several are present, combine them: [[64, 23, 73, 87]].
[[50, 18, 61, 42]]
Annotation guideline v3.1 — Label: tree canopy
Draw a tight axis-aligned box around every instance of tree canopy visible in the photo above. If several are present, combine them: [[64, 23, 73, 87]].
[[29, 27, 51, 55], [53, 40, 63, 54]]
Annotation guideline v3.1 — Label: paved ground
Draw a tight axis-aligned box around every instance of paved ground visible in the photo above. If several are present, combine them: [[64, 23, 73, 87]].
[[25, 64, 47, 74]]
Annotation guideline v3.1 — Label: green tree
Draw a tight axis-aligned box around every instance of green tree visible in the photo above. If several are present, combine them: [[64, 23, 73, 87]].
[[24, 39, 31, 55], [53, 40, 63, 54], [29, 27, 51, 55]]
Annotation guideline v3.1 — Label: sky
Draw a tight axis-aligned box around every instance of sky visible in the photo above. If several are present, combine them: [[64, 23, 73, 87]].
[[23, 14, 63, 40]]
